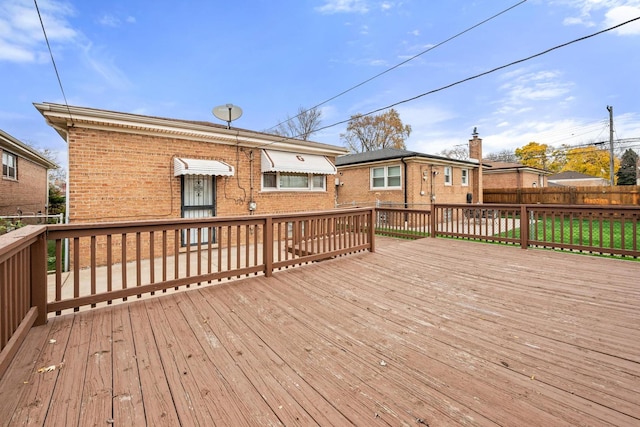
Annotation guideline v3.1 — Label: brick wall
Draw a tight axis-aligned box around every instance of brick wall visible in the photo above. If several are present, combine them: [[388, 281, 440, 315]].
[[67, 127, 337, 223], [66, 126, 339, 267], [0, 150, 49, 216], [336, 160, 475, 207], [483, 171, 546, 189]]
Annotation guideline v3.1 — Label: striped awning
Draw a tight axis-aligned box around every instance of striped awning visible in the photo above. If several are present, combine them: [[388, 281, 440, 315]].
[[261, 149, 337, 174], [174, 158, 234, 176]]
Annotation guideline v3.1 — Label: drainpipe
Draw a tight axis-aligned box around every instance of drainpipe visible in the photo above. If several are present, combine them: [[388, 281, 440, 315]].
[[401, 157, 409, 224], [401, 157, 408, 209]]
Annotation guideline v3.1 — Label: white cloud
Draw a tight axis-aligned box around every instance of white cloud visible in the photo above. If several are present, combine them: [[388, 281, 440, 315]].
[[605, 5, 640, 34], [560, 0, 640, 34], [0, 0, 76, 63], [98, 13, 137, 28], [315, 0, 369, 14], [496, 69, 574, 114]]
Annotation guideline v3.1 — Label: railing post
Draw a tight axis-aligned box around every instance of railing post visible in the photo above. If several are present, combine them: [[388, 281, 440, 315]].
[[30, 230, 48, 325], [430, 205, 437, 238], [369, 208, 376, 253], [520, 205, 529, 250], [264, 217, 273, 277]]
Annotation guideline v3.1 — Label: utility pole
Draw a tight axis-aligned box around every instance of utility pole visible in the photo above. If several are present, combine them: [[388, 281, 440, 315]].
[[607, 105, 614, 186]]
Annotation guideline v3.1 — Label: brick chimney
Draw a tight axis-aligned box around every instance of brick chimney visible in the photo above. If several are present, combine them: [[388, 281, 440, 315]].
[[469, 128, 483, 203]]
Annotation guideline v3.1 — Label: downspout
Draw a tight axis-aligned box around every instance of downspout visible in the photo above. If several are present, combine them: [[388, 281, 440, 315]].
[[401, 157, 409, 225], [401, 157, 408, 209]]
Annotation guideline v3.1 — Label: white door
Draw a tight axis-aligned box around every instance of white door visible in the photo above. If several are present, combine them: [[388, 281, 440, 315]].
[[181, 175, 215, 245]]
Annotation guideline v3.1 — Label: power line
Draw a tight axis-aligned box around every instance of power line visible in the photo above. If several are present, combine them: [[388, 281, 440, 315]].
[[266, 0, 528, 131], [34, 0, 74, 125], [310, 15, 640, 136]]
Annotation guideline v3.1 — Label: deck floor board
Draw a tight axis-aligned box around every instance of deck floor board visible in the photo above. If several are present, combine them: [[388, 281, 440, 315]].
[[1, 237, 639, 426]]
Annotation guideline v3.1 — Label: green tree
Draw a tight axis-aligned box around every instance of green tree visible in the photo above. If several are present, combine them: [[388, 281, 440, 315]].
[[341, 108, 411, 153], [562, 146, 619, 180], [616, 149, 638, 185], [48, 184, 65, 216]]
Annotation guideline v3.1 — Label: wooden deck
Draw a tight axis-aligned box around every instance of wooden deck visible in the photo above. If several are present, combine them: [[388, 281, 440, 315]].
[[1, 237, 639, 426]]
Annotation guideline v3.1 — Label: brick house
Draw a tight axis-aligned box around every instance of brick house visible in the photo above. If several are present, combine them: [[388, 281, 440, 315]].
[[35, 103, 348, 264], [1, 129, 57, 217], [482, 160, 549, 189], [335, 136, 482, 209]]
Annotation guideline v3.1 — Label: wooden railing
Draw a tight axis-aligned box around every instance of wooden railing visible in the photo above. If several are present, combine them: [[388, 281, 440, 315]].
[[432, 204, 640, 258], [375, 204, 640, 258], [373, 208, 431, 239], [0, 226, 47, 378], [0, 208, 374, 378]]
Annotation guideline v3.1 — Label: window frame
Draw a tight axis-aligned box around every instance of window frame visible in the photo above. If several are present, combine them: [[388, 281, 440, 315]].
[[461, 168, 469, 186], [370, 165, 402, 190], [444, 166, 452, 186], [261, 172, 326, 192], [2, 151, 17, 180]]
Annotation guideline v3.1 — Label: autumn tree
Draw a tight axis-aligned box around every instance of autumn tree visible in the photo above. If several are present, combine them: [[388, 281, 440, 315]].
[[561, 146, 619, 180], [615, 149, 638, 185], [514, 142, 552, 170], [341, 108, 411, 153], [273, 106, 322, 141]]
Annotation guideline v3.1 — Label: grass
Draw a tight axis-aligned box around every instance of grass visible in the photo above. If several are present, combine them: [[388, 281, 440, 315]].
[[502, 218, 639, 251], [47, 239, 66, 271]]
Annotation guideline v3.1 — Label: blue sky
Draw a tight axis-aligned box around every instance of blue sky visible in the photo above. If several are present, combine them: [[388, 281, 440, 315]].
[[1, 0, 639, 169]]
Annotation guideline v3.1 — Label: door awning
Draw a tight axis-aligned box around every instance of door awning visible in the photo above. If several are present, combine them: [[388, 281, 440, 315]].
[[174, 158, 234, 176], [261, 149, 337, 174]]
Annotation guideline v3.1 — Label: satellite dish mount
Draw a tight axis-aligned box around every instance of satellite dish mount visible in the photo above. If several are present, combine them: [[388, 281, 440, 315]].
[[213, 104, 243, 129]]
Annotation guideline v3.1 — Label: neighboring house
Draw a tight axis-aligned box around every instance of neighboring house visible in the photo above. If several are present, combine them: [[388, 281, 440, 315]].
[[35, 103, 348, 228], [482, 160, 549, 189], [335, 137, 481, 209], [547, 171, 609, 187], [1, 129, 57, 217]]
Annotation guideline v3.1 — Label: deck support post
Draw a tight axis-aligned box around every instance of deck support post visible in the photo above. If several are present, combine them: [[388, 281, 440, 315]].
[[30, 230, 48, 325], [368, 208, 375, 253], [264, 217, 273, 277], [520, 205, 529, 250]]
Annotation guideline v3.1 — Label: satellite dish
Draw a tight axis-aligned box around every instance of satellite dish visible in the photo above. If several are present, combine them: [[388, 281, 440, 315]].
[[213, 104, 243, 129]]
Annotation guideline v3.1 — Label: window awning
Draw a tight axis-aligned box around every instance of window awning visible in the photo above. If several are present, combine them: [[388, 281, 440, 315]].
[[261, 149, 337, 175], [174, 158, 234, 176]]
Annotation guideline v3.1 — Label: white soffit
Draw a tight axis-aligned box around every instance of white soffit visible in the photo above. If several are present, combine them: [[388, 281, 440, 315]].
[[174, 158, 234, 176], [261, 149, 337, 174]]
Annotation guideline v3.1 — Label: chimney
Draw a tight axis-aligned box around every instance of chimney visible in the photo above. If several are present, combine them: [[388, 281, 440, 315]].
[[469, 127, 482, 160], [469, 128, 483, 203]]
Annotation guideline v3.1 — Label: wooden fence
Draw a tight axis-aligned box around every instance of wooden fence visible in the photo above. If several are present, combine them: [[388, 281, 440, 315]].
[[483, 186, 640, 205]]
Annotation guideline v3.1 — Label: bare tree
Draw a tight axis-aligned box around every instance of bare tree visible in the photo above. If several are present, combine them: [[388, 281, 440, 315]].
[[485, 149, 517, 163], [273, 106, 322, 141], [341, 108, 411, 153], [438, 146, 469, 160]]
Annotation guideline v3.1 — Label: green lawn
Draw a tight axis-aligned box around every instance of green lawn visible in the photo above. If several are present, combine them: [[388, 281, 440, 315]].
[[505, 218, 639, 251]]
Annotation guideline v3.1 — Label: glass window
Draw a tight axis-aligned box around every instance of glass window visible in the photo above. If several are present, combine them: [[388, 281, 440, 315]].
[[444, 166, 452, 185], [371, 166, 401, 189], [461, 169, 468, 186], [280, 173, 309, 189], [262, 172, 326, 191], [372, 167, 385, 188], [312, 175, 325, 190], [263, 172, 277, 188], [2, 151, 17, 179], [387, 166, 401, 187]]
